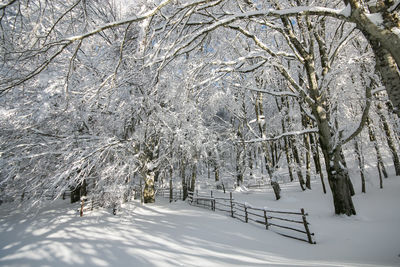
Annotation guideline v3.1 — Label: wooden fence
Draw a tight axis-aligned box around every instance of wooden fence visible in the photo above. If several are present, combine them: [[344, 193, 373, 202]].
[[79, 196, 118, 217], [156, 187, 182, 202], [187, 190, 316, 244]]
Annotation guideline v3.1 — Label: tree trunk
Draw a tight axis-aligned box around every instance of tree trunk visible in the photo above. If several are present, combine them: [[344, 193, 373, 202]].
[[378, 162, 383, 189], [302, 116, 312, 189], [284, 136, 295, 182], [181, 160, 188, 201], [248, 150, 253, 178], [367, 117, 388, 178], [377, 103, 400, 175], [143, 171, 155, 203], [255, 91, 281, 199], [322, 146, 357, 215], [337, 150, 355, 197], [310, 132, 326, 193], [354, 139, 366, 193], [291, 137, 306, 191], [236, 148, 244, 186], [236, 118, 246, 186], [281, 115, 294, 182], [271, 180, 281, 200], [214, 163, 219, 182], [190, 164, 196, 193], [207, 161, 211, 180], [369, 40, 400, 116], [346, 1, 400, 116]]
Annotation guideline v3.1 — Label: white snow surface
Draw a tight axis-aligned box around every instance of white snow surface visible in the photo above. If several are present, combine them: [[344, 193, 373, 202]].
[[1, 178, 400, 267]]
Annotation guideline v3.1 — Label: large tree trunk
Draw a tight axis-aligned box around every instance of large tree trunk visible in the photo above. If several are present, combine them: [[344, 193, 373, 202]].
[[346, 0, 400, 116], [143, 171, 155, 203], [321, 145, 357, 215], [302, 51, 355, 215], [339, 150, 356, 197], [370, 40, 400, 116]]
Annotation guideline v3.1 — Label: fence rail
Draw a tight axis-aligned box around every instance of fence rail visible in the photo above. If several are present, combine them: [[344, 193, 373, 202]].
[[187, 190, 316, 244], [78, 197, 118, 216], [156, 187, 183, 202]]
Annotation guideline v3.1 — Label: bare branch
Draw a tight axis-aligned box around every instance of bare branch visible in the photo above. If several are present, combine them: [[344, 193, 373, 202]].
[[229, 82, 299, 98], [0, 0, 17, 10], [341, 80, 373, 146], [245, 128, 319, 143]]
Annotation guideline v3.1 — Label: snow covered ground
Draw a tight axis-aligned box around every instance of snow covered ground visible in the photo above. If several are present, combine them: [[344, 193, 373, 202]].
[[1, 177, 400, 267]]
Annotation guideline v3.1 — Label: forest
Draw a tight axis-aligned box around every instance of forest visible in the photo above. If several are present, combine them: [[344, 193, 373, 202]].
[[1, 0, 400, 219]]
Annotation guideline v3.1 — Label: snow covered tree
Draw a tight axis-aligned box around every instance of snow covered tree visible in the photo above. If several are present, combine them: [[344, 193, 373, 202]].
[[1, 0, 399, 219]]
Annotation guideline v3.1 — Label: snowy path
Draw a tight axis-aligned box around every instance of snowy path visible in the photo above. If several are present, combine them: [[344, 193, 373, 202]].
[[1, 179, 400, 266]]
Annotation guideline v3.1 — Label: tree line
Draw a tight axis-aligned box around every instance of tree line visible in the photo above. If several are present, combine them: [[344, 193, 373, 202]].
[[0, 0, 399, 216]]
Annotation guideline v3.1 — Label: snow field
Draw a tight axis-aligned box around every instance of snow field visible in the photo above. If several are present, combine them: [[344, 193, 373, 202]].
[[0, 177, 399, 267]]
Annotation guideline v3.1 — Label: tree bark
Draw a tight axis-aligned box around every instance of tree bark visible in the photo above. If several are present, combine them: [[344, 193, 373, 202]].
[[370, 40, 400, 116], [255, 91, 281, 199], [281, 109, 294, 182], [236, 147, 244, 186], [190, 164, 197, 193], [248, 150, 254, 178], [321, 145, 357, 215], [291, 136, 306, 191], [310, 132, 327, 193], [367, 117, 388, 178], [284, 136, 295, 182], [302, 115, 312, 189], [181, 160, 188, 201], [377, 103, 400, 175], [354, 139, 366, 193], [346, 0, 400, 115], [143, 171, 155, 203]]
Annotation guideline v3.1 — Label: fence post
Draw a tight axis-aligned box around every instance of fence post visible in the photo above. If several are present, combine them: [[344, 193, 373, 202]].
[[245, 204, 248, 223], [301, 208, 314, 244], [264, 210, 269, 230], [230, 192, 234, 218]]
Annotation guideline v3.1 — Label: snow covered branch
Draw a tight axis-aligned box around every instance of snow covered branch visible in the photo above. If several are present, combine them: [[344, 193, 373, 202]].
[[244, 128, 318, 143]]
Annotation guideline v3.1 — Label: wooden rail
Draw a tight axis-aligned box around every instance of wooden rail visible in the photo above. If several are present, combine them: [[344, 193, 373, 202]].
[[156, 187, 183, 202], [187, 190, 316, 244], [78, 197, 117, 216]]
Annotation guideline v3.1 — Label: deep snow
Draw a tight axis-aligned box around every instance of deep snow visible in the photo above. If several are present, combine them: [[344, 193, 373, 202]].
[[0, 177, 400, 267]]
